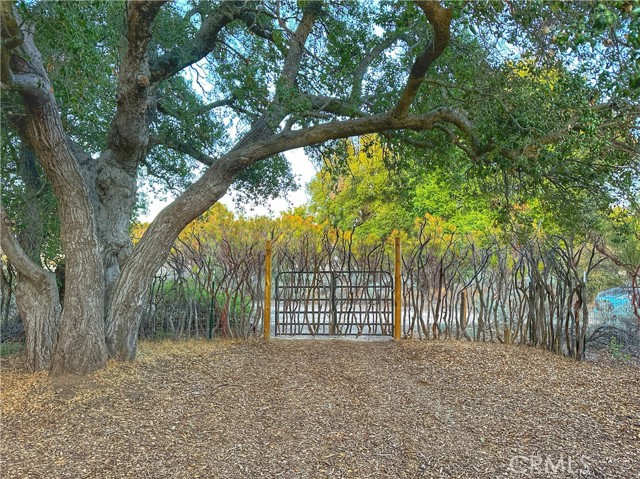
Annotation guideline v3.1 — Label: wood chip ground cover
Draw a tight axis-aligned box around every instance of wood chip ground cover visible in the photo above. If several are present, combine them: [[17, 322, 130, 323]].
[[1, 340, 639, 478]]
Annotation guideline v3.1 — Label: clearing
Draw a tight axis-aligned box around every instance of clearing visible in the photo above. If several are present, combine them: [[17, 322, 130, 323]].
[[1, 340, 639, 478]]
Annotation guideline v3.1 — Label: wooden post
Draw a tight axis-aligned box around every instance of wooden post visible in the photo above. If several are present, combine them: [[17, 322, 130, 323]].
[[329, 272, 336, 336], [208, 278, 215, 340], [264, 240, 272, 341], [459, 290, 467, 334], [394, 236, 402, 340]]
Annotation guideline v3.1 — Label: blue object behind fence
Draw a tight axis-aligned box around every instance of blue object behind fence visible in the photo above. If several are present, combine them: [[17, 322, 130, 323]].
[[594, 287, 634, 315]]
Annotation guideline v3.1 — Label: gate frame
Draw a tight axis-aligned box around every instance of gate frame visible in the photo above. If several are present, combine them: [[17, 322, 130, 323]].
[[263, 238, 403, 340]]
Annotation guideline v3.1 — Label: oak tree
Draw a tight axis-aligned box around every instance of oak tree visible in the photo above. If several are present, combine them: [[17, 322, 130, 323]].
[[1, 0, 638, 374]]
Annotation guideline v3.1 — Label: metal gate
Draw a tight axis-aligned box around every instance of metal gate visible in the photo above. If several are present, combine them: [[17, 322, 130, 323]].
[[274, 270, 394, 336]]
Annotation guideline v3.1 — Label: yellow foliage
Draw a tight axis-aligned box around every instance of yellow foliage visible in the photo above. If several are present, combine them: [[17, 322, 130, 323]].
[[507, 58, 560, 91]]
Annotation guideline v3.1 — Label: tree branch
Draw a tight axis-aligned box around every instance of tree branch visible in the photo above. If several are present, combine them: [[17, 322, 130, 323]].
[[0, 204, 49, 284], [434, 123, 476, 158], [0, 3, 50, 100], [106, 0, 166, 162], [233, 5, 319, 149], [109, 104, 483, 350], [150, 1, 247, 84], [303, 94, 367, 118], [149, 135, 215, 167], [392, 1, 452, 117], [278, 6, 319, 89], [157, 97, 235, 122], [238, 107, 478, 170], [351, 32, 405, 103], [0, 1, 22, 86]]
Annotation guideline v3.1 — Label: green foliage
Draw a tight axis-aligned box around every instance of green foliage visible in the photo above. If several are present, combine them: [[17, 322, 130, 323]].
[[410, 162, 496, 235], [404, 48, 637, 235], [460, 1, 640, 100], [0, 131, 62, 265], [606, 206, 640, 268], [23, 0, 123, 153], [158, 277, 252, 318], [608, 336, 632, 362], [308, 137, 414, 239], [2, 0, 638, 271], [159, 278, 204, 303], [0, 342, 25, 358], [232, 155, 298, 210]]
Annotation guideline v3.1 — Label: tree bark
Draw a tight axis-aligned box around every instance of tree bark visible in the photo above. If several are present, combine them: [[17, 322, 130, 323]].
[[106, 160, 236, 359], [97, 0, 164, 312], [1, 206, 60, 371], [2, 7, 108, 374], [15, 273, 60, 371]]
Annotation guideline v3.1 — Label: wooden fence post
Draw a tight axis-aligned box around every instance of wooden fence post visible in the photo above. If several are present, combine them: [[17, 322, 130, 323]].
[[394, 236, 402, 340], [459, 290, 467, 339], [264, 240, 272, 341]]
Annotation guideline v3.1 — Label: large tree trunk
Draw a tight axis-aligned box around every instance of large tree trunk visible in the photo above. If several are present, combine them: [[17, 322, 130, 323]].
[[33, 135, 108, 375], [95, 152, 138, 309], [93, 0, 163, 317], [105, 162, 236, 359], [7, 16, 109, 374], [15, 272, 60, 371], [23, 105, 109, 375], [15, 147, 49, 263], [1, 206, 60, 371]]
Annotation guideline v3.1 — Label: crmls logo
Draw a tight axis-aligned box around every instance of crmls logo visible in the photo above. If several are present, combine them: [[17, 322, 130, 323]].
[[508, 455, 591, 475]]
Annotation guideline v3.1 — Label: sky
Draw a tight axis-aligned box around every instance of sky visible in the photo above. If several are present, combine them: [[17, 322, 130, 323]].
[[140, 148, 317, 222]]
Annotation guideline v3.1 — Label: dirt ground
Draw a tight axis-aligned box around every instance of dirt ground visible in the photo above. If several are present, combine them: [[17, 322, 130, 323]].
[[1, 339, 639, 479]]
